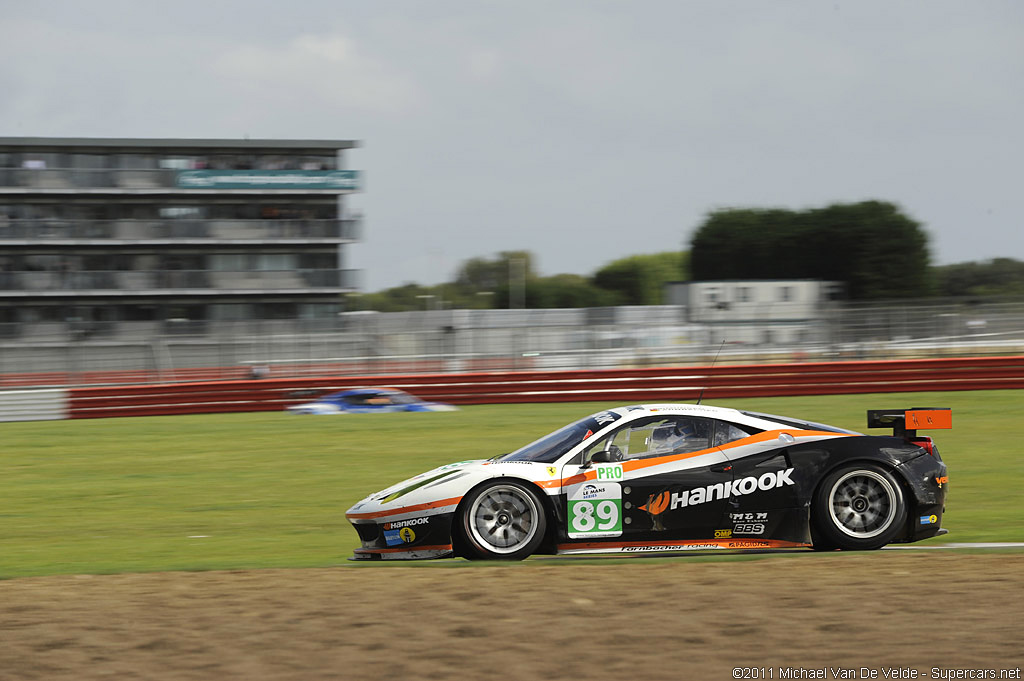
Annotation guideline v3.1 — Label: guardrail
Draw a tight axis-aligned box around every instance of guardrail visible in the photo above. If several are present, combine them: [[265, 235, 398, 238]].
[[43, 355, 1024, 420], [0, 389, 68, 422]]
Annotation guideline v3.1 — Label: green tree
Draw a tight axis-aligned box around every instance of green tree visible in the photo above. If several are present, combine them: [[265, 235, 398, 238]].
[[359, 249, 691, 311], [360, 282, 439, 312], [689, 201, 932, 300], [454, 250, 535, 291], [933, 258, 1024, 296], [452, 250, 534, 308], [593, 252, 688, 305], [526, 274, 621, 308]]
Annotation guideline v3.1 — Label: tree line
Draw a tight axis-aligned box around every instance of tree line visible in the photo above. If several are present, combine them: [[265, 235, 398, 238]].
[[355, 250, 689, 311], [355, 201, 1021, 311]]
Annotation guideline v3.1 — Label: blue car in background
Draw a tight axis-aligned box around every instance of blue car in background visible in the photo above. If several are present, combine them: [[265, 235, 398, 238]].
[[286, 387, 458, 415]]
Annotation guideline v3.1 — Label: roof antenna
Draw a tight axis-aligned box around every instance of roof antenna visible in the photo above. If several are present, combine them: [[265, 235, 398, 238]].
[[696, 340, 726, 405]]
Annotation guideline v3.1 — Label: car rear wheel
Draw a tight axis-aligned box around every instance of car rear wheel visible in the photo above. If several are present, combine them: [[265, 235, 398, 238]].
[[812, 463, 906, 550], [459, 481, 546, 560]]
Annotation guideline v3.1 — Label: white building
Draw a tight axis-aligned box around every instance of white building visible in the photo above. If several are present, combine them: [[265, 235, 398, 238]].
[[665, 280, 844, 345], [0, 137, 361, 339]]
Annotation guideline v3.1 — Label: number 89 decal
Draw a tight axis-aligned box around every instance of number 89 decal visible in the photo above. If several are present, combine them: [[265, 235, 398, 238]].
[[567, 482, 623, 538]]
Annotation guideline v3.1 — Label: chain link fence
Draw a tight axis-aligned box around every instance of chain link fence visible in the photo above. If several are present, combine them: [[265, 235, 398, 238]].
[[2, 299, 1024, 388]]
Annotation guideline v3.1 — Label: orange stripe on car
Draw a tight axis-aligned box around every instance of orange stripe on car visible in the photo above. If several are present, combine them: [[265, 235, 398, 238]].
[[346, 496, 463, 520], [538, 429, 853, 488]]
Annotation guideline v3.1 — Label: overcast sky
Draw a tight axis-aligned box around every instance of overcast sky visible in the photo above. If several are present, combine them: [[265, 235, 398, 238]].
[[2, 1, 1021, 291]]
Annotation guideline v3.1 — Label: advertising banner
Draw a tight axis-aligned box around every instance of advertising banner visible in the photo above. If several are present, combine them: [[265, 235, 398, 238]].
[[176, 170, 360, 190]]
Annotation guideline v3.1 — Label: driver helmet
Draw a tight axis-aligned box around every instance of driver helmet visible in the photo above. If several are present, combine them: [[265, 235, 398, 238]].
[[676, 421, 696, 439]]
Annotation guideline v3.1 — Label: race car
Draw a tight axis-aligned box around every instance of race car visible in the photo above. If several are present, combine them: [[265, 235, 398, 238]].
[[287, 387, 457, 415], [346, 403, 950, 560]]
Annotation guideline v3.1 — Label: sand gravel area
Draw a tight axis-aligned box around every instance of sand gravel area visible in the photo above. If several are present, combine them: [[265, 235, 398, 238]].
[[1, 552, 1021, 680]]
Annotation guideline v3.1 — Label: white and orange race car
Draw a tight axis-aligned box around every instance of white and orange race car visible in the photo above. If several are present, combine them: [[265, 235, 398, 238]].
[[346, 403, 950, 560]]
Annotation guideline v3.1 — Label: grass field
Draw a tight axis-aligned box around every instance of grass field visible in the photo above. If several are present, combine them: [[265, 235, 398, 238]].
[[2, 390, 1022, 578]]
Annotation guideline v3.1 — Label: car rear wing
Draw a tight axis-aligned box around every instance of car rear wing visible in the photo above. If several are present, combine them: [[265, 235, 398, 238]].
[[867, 408, 952, 437]]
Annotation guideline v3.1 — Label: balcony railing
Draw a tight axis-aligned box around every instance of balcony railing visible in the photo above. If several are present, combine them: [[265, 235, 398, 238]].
[[0, 218, 361, 241], [0, 168, 360, 191], [0, 269, 360, 293]]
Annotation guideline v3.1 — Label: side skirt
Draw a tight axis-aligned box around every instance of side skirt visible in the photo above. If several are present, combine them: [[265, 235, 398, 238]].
[[350, 545, 454, 561], [556, 538, 810, 555]]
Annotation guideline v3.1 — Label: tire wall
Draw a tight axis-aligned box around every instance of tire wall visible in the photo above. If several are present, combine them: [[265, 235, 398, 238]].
[[0, 389, 69, 422], [1, 355, 1022, 422]]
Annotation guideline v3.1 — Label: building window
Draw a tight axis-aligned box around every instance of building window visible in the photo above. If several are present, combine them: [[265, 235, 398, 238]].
[[737, 286, 752, 303], [159, 206, 203, 219], [779, 286, 793, 302], [116, 154, 158, 170], [159, 158, 195, 170], [69, 154, 108, 169]]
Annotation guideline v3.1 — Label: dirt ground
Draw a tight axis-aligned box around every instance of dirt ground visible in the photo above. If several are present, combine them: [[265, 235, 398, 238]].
[[1, 552, 1021, 681]]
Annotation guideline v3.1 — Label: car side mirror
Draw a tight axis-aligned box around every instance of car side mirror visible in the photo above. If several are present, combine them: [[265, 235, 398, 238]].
[[590, 450, 612, 464]]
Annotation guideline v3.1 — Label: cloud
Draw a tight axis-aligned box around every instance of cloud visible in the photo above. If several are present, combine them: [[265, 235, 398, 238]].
[[1, 1, 1022, 288], [214, 33, 422, 116]]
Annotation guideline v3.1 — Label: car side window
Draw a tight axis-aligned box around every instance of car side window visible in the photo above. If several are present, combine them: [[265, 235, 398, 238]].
[[712, 420, 760, 447], [647, 417, 711, 456], [581, 427, 629, 463], [585, 416, 712, 461]]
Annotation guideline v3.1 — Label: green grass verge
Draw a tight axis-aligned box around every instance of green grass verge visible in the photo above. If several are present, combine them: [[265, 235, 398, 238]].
[[1, 390, 1020, 578]]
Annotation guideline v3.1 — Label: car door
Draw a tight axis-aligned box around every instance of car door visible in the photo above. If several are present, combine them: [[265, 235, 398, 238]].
[[714, 419, 802, 540], [562, 415, 734, 545]]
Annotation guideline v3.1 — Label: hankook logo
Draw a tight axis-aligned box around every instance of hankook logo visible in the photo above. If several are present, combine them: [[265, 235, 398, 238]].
[[670, 468, 795, 510], [385, 517, 431, 530]]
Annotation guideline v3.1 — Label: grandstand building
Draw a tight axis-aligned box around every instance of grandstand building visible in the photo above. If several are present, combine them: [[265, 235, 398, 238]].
[[0, 137, 361, 338]]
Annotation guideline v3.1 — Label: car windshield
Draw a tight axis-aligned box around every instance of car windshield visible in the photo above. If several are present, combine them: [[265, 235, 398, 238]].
[[493, 410, 622, 463]]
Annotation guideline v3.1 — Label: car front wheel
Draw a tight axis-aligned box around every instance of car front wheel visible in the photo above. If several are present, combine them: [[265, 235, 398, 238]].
[[459, 481, 546, 560], [812, 463, 907, 550]]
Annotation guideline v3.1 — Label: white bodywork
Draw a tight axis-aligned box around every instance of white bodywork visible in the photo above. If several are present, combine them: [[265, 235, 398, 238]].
[[345, 403, 853, 558], [287, 402, 457, 415], [287, 402, 345, 415]]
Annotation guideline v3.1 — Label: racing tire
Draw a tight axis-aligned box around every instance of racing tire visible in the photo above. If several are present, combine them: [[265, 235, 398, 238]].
[[812, 463, 907, 551], [458, 480, 547, 561]]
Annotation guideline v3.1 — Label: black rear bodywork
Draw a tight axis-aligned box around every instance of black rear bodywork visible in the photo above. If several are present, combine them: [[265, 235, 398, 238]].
[[547, 430, 947, 551]]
